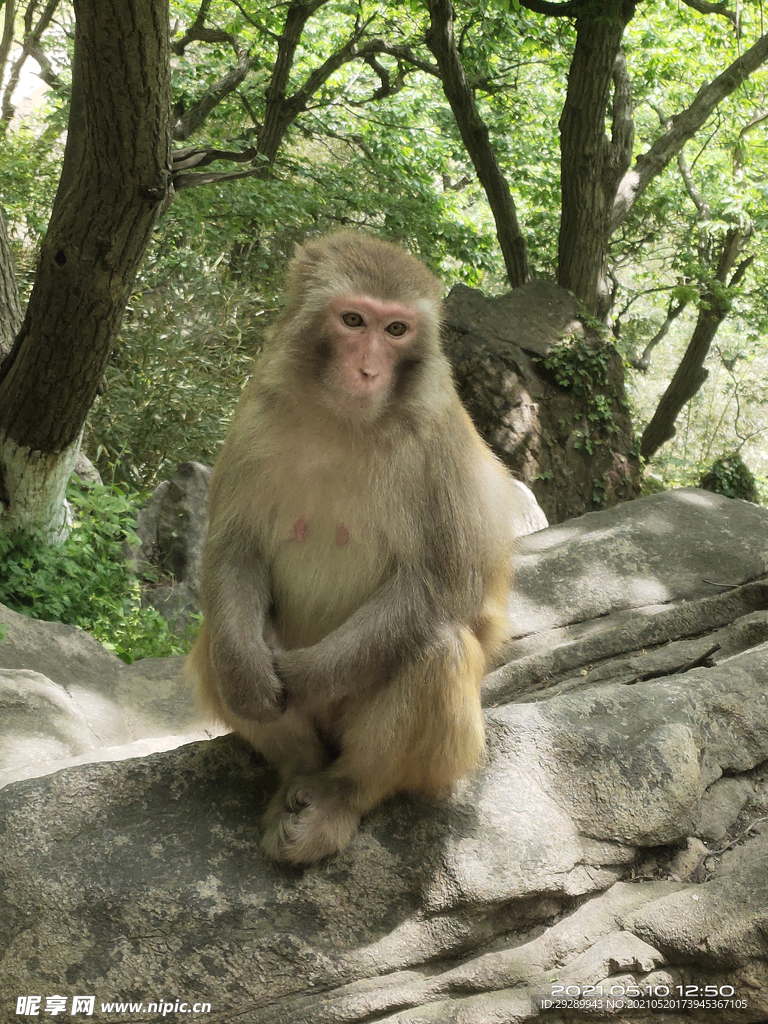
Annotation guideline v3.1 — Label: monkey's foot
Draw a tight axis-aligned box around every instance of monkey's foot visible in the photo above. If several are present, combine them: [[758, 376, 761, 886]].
[[260, 775, 360, 865]]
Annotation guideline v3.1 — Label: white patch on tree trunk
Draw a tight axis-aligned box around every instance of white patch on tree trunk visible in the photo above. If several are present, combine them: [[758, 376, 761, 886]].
[[0, 430, 82, 540]]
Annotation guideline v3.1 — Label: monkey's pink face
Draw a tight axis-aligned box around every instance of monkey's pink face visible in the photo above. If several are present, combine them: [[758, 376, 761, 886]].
[[320, 294, 423, 418]]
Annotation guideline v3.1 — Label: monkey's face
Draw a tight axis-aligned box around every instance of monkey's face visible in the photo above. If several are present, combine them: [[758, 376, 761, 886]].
[[315, 294, 424, 421]]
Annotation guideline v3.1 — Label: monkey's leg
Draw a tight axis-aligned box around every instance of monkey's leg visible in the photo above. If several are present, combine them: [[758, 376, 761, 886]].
[[261, 626, 487, 865], [227, 707, 335, 838], [190, 628, 332, 818]]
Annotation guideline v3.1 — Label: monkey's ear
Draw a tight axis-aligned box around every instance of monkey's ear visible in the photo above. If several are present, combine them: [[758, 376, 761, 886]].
[[284, 238, 327, 303]]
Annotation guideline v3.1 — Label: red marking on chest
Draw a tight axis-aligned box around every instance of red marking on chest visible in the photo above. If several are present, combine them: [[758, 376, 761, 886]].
[[335, 524, 350, 546], [292, 518, 308, 543]]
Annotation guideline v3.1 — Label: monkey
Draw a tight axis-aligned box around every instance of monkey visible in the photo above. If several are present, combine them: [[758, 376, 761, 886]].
[[185, 230, 519, 866]]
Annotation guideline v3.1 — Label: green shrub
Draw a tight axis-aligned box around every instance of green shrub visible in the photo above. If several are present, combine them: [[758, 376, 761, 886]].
[[699, 452, 760, 503], [0, 481, 187, 663]]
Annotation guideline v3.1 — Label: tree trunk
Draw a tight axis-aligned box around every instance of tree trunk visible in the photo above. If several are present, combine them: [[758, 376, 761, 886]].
[[639, 229, 751, 460], [0, 0, 172, 536], [426, 0, 530, 288], [557, 0, 636, 318], [0, 208, 21, 359]]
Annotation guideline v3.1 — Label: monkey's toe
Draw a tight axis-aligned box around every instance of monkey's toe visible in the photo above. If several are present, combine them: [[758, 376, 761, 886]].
[[260, 793, 360, 865], [285, 775, 319, 812]]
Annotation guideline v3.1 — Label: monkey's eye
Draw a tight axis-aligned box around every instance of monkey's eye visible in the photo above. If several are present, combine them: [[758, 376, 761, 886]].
[[386, 321, 408, 337], [342, 312, 364, 327]]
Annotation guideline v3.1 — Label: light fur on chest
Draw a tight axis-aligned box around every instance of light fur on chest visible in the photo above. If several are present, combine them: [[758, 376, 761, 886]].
[[254, 434, 406, 648]]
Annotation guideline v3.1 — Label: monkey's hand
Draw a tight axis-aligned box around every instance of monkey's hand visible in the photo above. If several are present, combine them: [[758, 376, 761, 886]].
[[211, 634, 286, 722], [201, 546, 286, 721], [274, 570, 433, 705], [274, 647, 328, 705]]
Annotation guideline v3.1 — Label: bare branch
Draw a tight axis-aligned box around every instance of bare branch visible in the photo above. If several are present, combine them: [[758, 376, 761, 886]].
[[680, 0, 739, 33], [611, 30, 768, 232], [677, 149, 710, 220], [1, 0, 62, 124], [171, 145, 257, 171], [172, 26, 242, 57], [627, 296, 688, 371]]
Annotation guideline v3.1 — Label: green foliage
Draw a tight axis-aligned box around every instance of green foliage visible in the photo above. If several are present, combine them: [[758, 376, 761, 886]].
[[640, 451, 767, 506], [539, 335, 620, 453], [84, 269, 258, 488], [4, 0, 768, 497], [0, 481, 186, 663], [640, 473, 667, 496], [699, 452, 760, 503]]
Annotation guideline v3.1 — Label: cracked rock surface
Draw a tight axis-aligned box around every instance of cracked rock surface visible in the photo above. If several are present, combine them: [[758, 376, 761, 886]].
[[1, 488, 768, 1022]]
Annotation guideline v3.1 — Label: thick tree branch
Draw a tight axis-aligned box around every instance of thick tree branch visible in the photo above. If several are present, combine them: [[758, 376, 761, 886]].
[[425, 0, 530, 288], [516, 0, 581, 15], [172, 26, 240, 55], [252, 0, 328, 169], [174, 166, 260, 190], [0, 0, 172, 454], [680, 0, 739, 33], [361, 41, 439, 78], [292, 18, 374, 113], [639, 228, 751, 459], [606, 50, 634, 193], [611, 30, 768, 232], [678, 149, 710, 221], [172, 17, 438, 190], [172, 144, 257, 171], [0, 0, 16, 87], [25, 39, 63, 91], [172, 0, 221, 53]]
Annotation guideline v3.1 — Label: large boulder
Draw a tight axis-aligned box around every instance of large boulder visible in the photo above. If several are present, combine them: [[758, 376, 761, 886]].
[[442, 280, 640, 524], [1, 488, 767, 1022]]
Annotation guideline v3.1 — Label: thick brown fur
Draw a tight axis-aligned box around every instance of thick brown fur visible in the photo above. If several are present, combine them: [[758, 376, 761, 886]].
[[186, 231, 518, 865]]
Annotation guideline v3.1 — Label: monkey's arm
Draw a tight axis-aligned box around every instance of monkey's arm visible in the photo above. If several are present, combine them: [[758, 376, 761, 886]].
[[201, 542, 285, 722], [275, 565, 459, 703]]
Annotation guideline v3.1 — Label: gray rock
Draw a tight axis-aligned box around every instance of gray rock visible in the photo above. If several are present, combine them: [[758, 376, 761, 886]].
[[132, 461, 211, 632], [696, 777, 756, 842], [2, 488, 768, 1022], [442, 281, 640, 523], [510, 477, 549, 536], [72, 449, 102, 486], [507, 487, 768, 638], [0, 604, 219, 789]]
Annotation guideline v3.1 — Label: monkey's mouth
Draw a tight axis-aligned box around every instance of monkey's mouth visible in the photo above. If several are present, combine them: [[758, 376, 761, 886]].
[[326, 380, 390, 420]]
